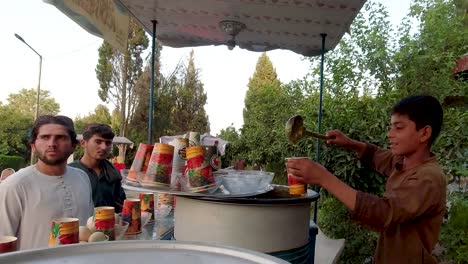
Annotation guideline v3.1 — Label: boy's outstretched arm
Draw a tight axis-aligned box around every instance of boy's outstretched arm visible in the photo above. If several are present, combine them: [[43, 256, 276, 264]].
[[286, 158, 444, 231]]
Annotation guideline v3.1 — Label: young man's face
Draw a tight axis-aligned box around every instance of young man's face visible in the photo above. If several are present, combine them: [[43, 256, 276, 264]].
[[31, 124, 75, 165], [387, 113, 430, 156], [81, 135, 113, 161]]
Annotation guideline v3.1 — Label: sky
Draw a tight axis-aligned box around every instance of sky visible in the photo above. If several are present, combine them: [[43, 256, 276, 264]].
[[0, 0, 410, 136]]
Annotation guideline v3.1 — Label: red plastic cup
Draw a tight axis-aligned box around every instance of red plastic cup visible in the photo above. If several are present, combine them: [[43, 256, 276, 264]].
[[286, 157, 309, 195], [122, 198, 141, 235]]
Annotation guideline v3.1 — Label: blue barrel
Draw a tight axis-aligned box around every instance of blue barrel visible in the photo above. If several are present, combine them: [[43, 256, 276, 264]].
[[268, 221, 318, 264]]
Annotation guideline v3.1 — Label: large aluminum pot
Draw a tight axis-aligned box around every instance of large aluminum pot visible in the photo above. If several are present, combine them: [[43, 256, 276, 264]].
[[0, 240, 288, 264], [174, 185, 319, 253]]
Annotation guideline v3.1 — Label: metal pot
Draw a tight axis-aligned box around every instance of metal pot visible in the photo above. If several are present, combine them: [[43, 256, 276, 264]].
[[174, 185, 319, 253]]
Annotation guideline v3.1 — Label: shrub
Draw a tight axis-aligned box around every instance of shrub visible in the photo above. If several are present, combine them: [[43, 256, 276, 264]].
[[318, 196, 379, 264], [440, 193, 468, 263], [0, 154, 25, 171]]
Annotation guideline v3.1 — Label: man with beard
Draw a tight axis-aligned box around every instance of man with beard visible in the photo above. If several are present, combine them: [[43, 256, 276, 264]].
[[69, 123, 126, 213], [0, 115, 93, 250]]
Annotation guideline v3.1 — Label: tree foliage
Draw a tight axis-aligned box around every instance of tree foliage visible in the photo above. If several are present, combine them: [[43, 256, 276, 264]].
[[0, 88, 60, 162], [395, 0, 468, 97], [240, 53, 292, 166], [0, 105, 32, 161], [95, 18, 149, 158], [74, 104, 113, 133], [170, 50, 210, 134], [129, 48, 210, 146], [126, 48, 210, 165], [6, 88, 60, 119]]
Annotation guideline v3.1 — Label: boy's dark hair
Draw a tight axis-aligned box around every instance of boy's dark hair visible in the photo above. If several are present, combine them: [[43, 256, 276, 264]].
[[82, 123, 115, 140], [391, 95, 443, 145], [30, 115, 78, 145]]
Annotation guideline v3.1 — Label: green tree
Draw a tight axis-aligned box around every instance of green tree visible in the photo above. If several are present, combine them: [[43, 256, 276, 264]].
[[6, 88, 60, 118], [394, 0, 467, 98], [74, 104, 112, 132], [128, 42, 175, 145], [0, 105, 32, 161], [218, 125, 240, 142], [240, 53, 291, 168], [171, 50, 210, 134], [0, 88, 60, 162], [218, 124, 243, 168], [95, 18, 149, 159]]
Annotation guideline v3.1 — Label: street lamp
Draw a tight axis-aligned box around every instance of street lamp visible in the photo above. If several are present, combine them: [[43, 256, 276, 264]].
[[15, 33, 42, 165]]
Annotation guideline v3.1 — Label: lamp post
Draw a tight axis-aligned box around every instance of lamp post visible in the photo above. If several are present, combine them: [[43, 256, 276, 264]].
[[15, 33, 42, 165]]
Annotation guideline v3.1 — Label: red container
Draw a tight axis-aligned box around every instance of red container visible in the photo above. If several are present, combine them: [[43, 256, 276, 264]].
[[0, 236, 17, 254]]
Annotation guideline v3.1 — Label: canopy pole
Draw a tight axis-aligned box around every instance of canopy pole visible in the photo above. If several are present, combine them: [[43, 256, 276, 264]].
[[148, 20, 157, 144], [313, 33, 327, 224]]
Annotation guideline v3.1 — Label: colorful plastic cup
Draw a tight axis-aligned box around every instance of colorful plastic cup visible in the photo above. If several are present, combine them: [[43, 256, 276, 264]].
[[145, 143, 174, 185], [122, 199, 141, 235], [48, 218, 79, 247], [94, 206, 116, 241], [0, 236, 17, 254], [139, 193, 155, 223], [286, 157, 309, 195], [186, 146, 214, 189]]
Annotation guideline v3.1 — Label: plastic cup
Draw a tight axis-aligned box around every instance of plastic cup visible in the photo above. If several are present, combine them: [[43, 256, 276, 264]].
[[286, 157, 309, 195], [48, 218, 79, 247], [139, 193, 155, 223], [122, 199, 141, 235], [94, 206, 116, 241]]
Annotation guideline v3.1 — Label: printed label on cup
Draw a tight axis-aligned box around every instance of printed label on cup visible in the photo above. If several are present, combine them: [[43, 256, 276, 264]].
[[94, 206, 116, 241], [122, 199, 141, 235], [48, 218, 79, 247]]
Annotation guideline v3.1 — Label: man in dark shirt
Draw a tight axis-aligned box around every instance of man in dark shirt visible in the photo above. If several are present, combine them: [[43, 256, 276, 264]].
[[69, 123, 126, 213], [286, 95, 446, 263]]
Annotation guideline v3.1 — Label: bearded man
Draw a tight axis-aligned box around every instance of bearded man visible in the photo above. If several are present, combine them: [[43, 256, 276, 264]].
[[0, 115, 93, 250]]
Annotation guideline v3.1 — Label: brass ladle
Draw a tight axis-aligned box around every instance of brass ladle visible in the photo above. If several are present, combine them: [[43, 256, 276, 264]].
[[285, 115, 333, 144]]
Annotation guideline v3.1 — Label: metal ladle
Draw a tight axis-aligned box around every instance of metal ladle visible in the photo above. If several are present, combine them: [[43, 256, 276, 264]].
[[285, 115, 333, 144]]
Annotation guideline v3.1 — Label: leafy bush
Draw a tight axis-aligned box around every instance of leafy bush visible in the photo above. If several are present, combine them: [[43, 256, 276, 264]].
[[440, 193, 468, 263], [318, 196, 379, 264], [0, 154, 25, 171]]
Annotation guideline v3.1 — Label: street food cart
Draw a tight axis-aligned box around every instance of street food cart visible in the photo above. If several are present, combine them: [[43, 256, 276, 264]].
[[1, 0, 367, 263]]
